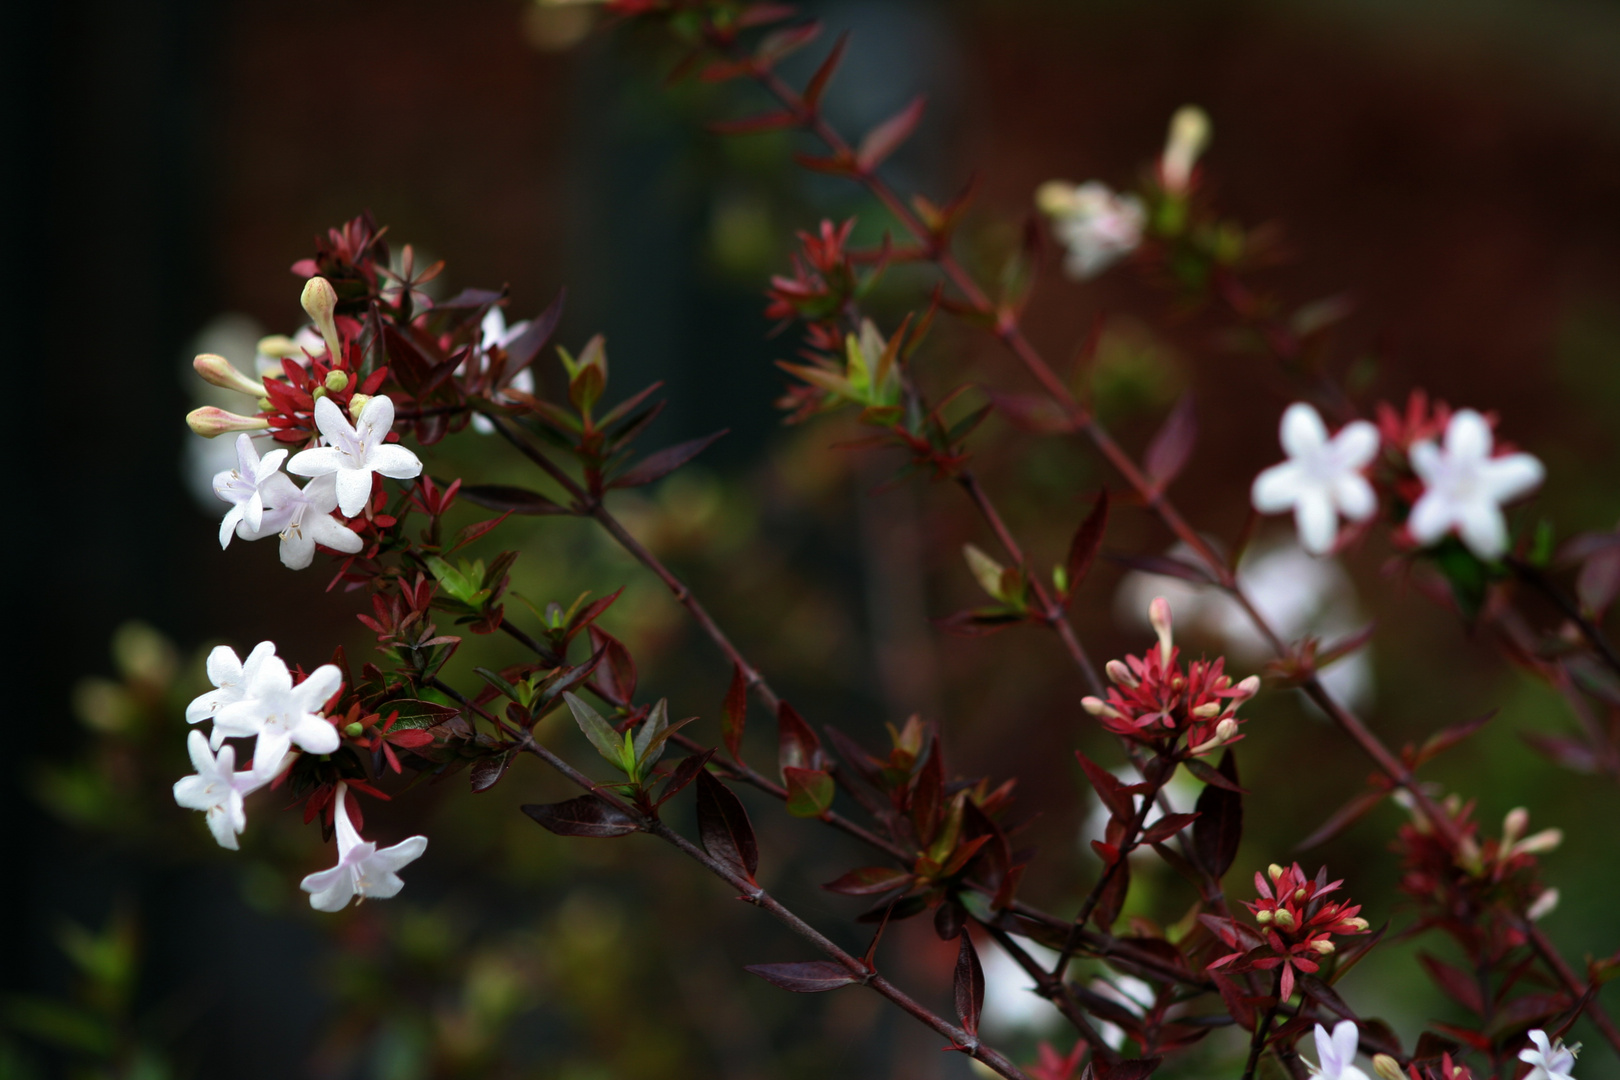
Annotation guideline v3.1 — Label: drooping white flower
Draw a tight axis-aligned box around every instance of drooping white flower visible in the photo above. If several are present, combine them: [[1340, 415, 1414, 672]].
[[300, 784, 429, 912], [239, 472, 363, 571], [210, 435, 288, 548], [1519, 1029, 1577, 1080], [172, 730, 268, 850], [186, 641, 279, 731], [215, 655, 343, 775], [468, 307, 535, 434], [1252, 403, 1381, 555], [287, 395, 422, 518], [1306, 1021, 1370, 1080], [1408, 408, 1544, 560], [1037, 180, 1146, 279]]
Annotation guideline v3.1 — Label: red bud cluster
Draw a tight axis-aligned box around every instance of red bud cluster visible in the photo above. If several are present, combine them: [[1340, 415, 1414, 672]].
[[1207, 862, 1370, 1000]]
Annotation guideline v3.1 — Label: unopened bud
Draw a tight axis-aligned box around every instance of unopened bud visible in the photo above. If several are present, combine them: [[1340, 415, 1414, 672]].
[[1035, 180, 1079, 217], [256, 334, 305, 359], [1191, 701, 1222, 719], [1105, 659, 1138, 689], [348, 393, 372, 420], [1272, 909, 1297, 930], [1372, 1054, 1405, 1080], [1233, 675, 1260, 699], [1160, 105, 1211, 195], [1310, 939, 1335, 955], [1526, 887, 1560, 921], [1514, 828, 1563, 856], [301, 276, 343, 362], [193, 353, 266, 397], [325, 369, 351, 392], [1268, 863, 1285, 882], [1502, 806, 1529, 847], [343, 722, 364, 738], [1188, 717, 1240, 757], [1148, 596, 1174, 666], [1342, 917, 1369, 932], [186, 406, 270, 438], [1254, 909, 1273, 925], [1081, 696, 1122, 720], [1293, 888, 1307, 902], [964, 544, 1008, 601]]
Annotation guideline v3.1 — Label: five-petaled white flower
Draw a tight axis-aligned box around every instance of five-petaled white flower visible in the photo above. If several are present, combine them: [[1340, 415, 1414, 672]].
[[186, 641, 279, 734], [1252, 403, 1380, 556], [212, 434, 289, 549], [1408, 408, 1544, 560], [468, 307, 535, 434], [287, 395, 422, 518], [300, 784, 429, 912], [239, 472, 364, 570], [1520, 1029, 1577, 1080], [172, 730, 268, 850], [215, 655, 343, 775], [1306, 1021, 1369, 1080], [1036, 180, 1146, 280]]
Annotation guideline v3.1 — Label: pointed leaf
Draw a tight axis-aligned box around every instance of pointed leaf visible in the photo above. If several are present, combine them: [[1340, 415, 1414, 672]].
[[745, 961, 860, 993], [784, 766, 835, 817], [564, 691, 628, 772], [954, 933, 985, 1036], [656, 748, 714, 808], [609, 430, 728, 489], [1192, 749, 1243, 877], [695, 770, 758, 881], [723, 663, 749, 761], [777, 701, 823, 776], [1075, 750, 1135, 825], [1296, 789, 1386, 852], [502, 289, 565, 377], [632, 698, 669, 766], [1145, 393, 1197, 489], [522, 796, 638, 838], [856, 95, 927, 172], [457, 484, 569, 516], [803, 31, 849, 109], [823, 867, 914, 896], [470, 750, 516, 793], [1063, 489, 1109, 598]]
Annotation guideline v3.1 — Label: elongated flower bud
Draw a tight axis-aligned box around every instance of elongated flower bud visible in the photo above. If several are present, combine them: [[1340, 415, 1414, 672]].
[[257, 334, 307, 359], [1035, 180, 1079, 216], [1160, 105, 1211, 195], [186, 406, 270, 438], [301, 276, 343, 363], [1149, 596, 1174, 666], [1514, 828, 1563, 856], [1372, 1054, 1404, 1080], [1502, 806, 1529, 847], [1105, 659, 1138, 688], [194, 353, 266, 397]]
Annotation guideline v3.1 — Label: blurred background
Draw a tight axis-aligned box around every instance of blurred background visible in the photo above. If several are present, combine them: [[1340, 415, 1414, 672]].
[[6, 0, 1620, 1076]]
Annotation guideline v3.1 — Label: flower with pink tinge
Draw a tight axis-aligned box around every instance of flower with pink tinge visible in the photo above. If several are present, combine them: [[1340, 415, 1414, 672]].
[[287, 395, 422, 518], [1307, 1021, 1370, 1080], [186, 641, 278, 733], [1519, 1029, 1576, 1080], [214, 655, 343, 775], [1252, 403, 1380, 556], [172, 730, 270, 850], [1408, 408, 1543, 560], [238, 472, 363, 571], [300, 784, 429, 912], [212, 434, 288, 549]]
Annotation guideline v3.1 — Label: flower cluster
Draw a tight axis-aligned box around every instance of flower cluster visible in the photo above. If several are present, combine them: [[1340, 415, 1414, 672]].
[[1251, 400, 1544, 562], [1207, 862, 1370, 1000], [1395, 797, 1562, 931], [1081, 597, 1258, 755]]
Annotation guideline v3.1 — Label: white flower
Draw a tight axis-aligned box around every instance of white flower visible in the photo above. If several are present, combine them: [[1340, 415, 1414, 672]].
[[1408, 408, 1543, 560], [1307, 1021, 1370, 1080], [287, 395, 422, 518], [172, 730, 268, 850], [1519, 1029, 1577, 1080], [211, 435, 288, 549], [239, 472, 363, 570], [1037, 180, 1146, 279], [469, 307, 534, 434], [300, 784, 429, 912], [215, 655, 343, 775], [186, 641, 279, 730], [1252, 403, 1380, 555]]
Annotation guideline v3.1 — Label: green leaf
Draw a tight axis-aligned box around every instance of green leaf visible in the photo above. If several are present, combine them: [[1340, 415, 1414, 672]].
[[564, 692, 627, 772], [632, 699, 668, 769], [784, 767, 835, 817]]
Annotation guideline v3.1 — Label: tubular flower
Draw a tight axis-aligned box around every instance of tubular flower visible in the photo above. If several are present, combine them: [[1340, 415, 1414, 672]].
[[212, 434, 290, 549], [1081, 597, 1258, 753], [1206, 862, 1370, 1000], [237, 472, 364, 571], [214, 655, 344, 775], [1394, 796, 1561, 936], [171, 730, 267, 850], [186, 641, 279, 730], [1519, 1029, 1577, 1080], [1307, 1021, 1371, 1080], [1251, 402, 1381, 555], [299, 784, 429, 912], [287, 395, 423, 518]]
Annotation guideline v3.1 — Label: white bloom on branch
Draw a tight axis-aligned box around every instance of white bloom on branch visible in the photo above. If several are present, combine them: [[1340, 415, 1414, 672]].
[[172, 730, 267, 850], [1036, 180, 1145, 280], [1408, 408, 1543, 560], [212, 434, 289, 549], [300, 784, 429, 912], [239, 472, 363, 571], [468, 307, 534, 434], [1307, 1021, 1370, 1080], [215, 655, 343, 775], [187, 641, 278, 730], [1519, 1029, 1577, 1080], [1252, 403, 1380, 555], [288, 395, 422, 518]]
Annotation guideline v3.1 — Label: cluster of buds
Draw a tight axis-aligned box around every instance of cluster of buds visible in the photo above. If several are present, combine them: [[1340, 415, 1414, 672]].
[[764, 217, 859, 351], [1082, 597, 1257, 756], [1207, 862, 1370, 1000], [1396, 795, 1562, 929]]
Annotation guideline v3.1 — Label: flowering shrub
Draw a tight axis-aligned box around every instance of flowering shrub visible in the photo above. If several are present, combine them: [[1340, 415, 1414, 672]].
[[71, 2, 1620, 1077]]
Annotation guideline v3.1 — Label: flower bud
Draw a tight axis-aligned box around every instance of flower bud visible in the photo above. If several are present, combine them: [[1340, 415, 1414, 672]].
[[348, 393, 372, 420], [1309, 939, 1335, 955], [325, 369, 351, 392], [1372, 1054, 1405, 1080], [1268, 863, 1285, 881], [301, 276, 343, 363], [1233, 675, 1260, 699], [1105, 659, 1138, 689], [964, 544, 1008, 601], [1514, 828, 1563, 856], [1149, 597, 1174, 665], [1272, 909, 1297, 930], [1035, 180, 1080, 217], [1081, 696, 1122, 720], [1502, 806, 1529, 847], [257, 334, 306, 359], [1527, 887, 1560, 921], [1160, 105, 1211, 195], [1343, 917, 1369, 932], [343, 722, 364, 738], [1191, 701, 1222, 719], [193, 353, 266, 397], [1214, 717, 1239, 743], [1255, 909, 1273, 925], [1293, 887, 1307, 902], [186, 406, 270, 438]]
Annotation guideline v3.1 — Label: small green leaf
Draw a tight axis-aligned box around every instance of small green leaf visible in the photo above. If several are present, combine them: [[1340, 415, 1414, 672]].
[[632, 699, 669, 769], [564, 692, 627, 772], [962, 544, 1006, 601]]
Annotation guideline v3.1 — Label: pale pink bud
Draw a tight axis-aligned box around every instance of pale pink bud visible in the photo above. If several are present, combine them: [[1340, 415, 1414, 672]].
[[1502, 806, 1530, 847], [1105, 659, 1138, 688], [193, 353, 266, 397], [1081, 696, 1121, 720], [1148, 596, 1174, 665], [1309, 939, 1335, 955], [1526, 887, 1560, 921], [301, 276, 343, 362], [1514, 828, 1563, 856], [1233, 675, 1260, 699], [1160, 106, 1211, 196], [186, 406, 270, 438]]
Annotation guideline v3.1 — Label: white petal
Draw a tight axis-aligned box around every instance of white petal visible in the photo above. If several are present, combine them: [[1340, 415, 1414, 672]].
[[234, 433, 258, 473], [1330, 420, 1380, 470], [1481, 453, 1544, 503], [482, 307, 506, 345], [306, 513, 363, 554], [1313, 1024, 1338, 1075], [1331, 1021, 1360, 1075], [1457, 500, 1507, 560], [205, 645, 244, 689], [358, 394, 395, 440], [370, 835, 428, 874], [1251, 462, 1305, 513], [252, 729, 294, 776], [206, 804, 241, 850], [297, 664, 345, 709], [258, 447, 288, 476], [258, 471, 303, 506], [367, 443, 422, 480], [301, 473, 342, 513], [1406, 491, 1454, 545], [287, 446, 342, 478], [311, 394, 355, 443], [244, 490, 264, 534], [1294, 491, 1339, 555], [290, 714, 340, 756], [1409, 441, 1443, 484], [219, 504, 244, 549], [278, 529, 316, 571], [1445, 409, 1493, 461], [185, 687, 228, 725], [300, 865, 356, 912], [1333, 474, 1377, 522], [243, 642, 278, 680], [186, 729, 214, 774], [1280, 402, 1329, 458], [172, 775, 212, 811], [334, 468, 373, 518]]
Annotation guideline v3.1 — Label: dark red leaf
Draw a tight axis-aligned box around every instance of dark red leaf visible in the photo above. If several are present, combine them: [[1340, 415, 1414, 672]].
[[708, 110, 800, 136], [754, 20, 821, 64], [1141, 811, 1201, 846], [745, 960, 861, 993], [856, 95, 927, 172], [1209, 970, 1257, 1031], [911, 739, 945, 844], [1185, 757, 1246, 793], [456, 484, 569, 516], [448, 513, 511, 554], [1414, 710, 1497, 768], [695, 770, 759, 882], [609, 430, 728, 489], [1144, 393, 1197, 489], [1419, 952, 1485, 1014], [1192, 749, 1243, 877], [1106, 552, 1215, 584], [588, 626, 638, 708], [723, 663, 748, 761], [802, 31, 849, 109], [1296, 789, 1386, 852], [823, 867, 914, 896], [470, 750, 515, 793], [1063, 489, 1110, 599], [522, 796, 639, 838], [1521, 732, 1601, 774], [1092, 858, 1130, 930], [953, 933, 985, 1036], [783, 766, 835, 818], [777, 701, 823, 776], [1075, 750, 1135, 825], [656, 748, 714, 809], [1093, 1059, 1163, 1080], [503, 289, 565, 377]]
